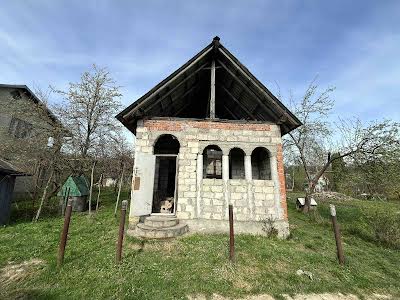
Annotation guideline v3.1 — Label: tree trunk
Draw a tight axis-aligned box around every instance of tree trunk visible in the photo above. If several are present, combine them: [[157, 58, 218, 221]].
[[96, 174, 103, 211], [33, 170, 54, 222]]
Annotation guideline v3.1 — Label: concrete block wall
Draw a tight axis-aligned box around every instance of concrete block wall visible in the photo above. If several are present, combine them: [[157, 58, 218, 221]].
[[132, 118, 289, 236]]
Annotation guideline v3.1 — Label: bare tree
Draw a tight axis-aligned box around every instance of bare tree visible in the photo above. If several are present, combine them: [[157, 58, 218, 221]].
[[284, 79, 400, 212], [53, 64, 122, 159]]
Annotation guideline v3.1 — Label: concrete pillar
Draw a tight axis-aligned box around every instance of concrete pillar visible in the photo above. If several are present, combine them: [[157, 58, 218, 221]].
[[222, 154, 230, 219], [196, 154, 203, 218], [222, 155, 229, 181], [270, 152, 283, 218], [244, 155, 252, 181]]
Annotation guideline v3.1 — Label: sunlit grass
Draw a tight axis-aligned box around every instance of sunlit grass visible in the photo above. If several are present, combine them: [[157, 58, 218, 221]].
[[1, 190, 399, 299]]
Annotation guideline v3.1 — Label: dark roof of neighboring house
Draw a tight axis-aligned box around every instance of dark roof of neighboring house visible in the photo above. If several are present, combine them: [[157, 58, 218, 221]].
[[0, 158, 27, 176], [116, 36, 302, 136], [0, 84, 60, 125]]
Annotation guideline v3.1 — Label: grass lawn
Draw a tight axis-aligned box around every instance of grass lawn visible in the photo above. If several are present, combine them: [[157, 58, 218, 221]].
[[1, 190, 400, 299]]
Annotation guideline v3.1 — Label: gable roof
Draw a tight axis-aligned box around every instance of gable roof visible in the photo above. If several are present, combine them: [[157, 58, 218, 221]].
[[0, 84, 60, 125], [116, 37, 302, 135], [57, 175, 89, 197]]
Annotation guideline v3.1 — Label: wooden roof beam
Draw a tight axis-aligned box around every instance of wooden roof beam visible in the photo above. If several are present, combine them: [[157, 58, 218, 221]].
[[209, 59, 216, 119], [223, 104, 239, 119], [130, 61, 210, 116], [220, 84, 257, 120], [217, 59, 277, 122], [172, 84, 200, 117]]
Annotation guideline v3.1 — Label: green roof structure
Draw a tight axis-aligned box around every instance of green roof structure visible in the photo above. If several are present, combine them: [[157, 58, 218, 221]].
[[57, 175, 90, 197]]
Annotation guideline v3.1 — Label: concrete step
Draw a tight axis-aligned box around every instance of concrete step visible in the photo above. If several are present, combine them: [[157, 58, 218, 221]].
[[136, 222, 189, 239], [144, 215, 179, 228]]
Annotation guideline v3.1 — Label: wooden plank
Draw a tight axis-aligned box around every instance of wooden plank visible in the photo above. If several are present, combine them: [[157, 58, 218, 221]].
[[223, 105, 239, 119], [217, 59, 276, 121], [220, 84, 257, 119], [171, 84, 199, 117], [210, 60, 216, 119], [127, 61, 210, 117]]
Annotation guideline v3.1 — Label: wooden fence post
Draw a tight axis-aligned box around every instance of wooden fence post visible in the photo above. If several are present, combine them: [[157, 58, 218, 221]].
[[330, 204, 345, 265], [58, 199, 73, 267], [114, 164, 125, 216], [116, 200, 128, 263], [229, 204, 235, 262]]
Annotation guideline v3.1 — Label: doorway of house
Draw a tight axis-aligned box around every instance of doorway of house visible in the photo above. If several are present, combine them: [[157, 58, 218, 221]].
[[152, 134, 180, 215], [152, 156, 177, 214]]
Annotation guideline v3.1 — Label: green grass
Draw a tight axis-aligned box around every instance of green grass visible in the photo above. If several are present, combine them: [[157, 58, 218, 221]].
[[1, 190, 400, 299]]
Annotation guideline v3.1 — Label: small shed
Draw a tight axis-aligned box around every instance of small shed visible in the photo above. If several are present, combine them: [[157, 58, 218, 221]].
[[296, 197, 318, 211], [58, 176, 90, 212], [0, 159, 27, 225]]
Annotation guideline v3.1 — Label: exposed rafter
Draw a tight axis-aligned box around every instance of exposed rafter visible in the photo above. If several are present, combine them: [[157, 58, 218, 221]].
[[220, 84, 257, 119], [217, 59, 277, 121]]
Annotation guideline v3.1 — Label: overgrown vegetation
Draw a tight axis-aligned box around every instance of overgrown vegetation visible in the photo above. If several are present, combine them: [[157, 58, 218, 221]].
[[1, 191, 400, 299]]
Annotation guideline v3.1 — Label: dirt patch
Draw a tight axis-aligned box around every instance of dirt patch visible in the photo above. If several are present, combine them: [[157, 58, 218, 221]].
[[0, 259, 44, 286]]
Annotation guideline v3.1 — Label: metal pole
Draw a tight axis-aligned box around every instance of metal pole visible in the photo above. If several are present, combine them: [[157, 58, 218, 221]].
[[330, 204, 345, 265], [116, 200, 128, 263], [229, 204, 235, 262], [58, 198, 73, 267]]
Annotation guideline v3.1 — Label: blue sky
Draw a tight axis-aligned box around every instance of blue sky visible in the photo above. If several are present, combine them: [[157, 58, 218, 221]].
[[1, 0, 399, 128]]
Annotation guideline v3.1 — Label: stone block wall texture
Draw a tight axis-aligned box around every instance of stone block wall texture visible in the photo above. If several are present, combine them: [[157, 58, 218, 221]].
[[133, 118, 288, 234]]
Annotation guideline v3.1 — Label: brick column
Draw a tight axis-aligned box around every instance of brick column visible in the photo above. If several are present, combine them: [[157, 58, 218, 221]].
[[277, 144, 287, 220]]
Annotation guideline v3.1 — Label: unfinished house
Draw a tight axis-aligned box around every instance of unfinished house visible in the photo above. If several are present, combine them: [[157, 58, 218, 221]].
[[117, 37, 301, 238]]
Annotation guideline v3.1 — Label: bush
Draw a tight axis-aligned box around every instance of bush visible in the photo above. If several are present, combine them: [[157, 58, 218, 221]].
[[261, 215, 278, 238], [364, 208, 400, 249]]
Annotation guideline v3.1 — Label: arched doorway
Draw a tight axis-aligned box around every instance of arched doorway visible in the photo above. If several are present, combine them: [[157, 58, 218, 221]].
[[152, 134, 180, 214]]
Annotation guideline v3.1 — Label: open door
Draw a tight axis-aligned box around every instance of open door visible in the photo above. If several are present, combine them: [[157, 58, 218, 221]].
[[152, 155, 178, 214], [131, 152, 156, 216]]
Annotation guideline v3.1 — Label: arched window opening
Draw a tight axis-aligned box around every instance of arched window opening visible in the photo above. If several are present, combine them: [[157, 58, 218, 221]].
[[229, 148, 245, 179], [251, 147, 271, 180], [154, 134, 180, 154], [203, 145, 223, 179]]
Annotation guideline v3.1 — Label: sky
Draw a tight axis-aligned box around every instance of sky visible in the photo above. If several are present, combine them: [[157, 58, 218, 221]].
[[1, 0, 399, 137]]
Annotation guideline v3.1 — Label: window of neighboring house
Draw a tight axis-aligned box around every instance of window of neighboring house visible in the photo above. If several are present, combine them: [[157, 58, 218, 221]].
[[8, 116, 33, 138]]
